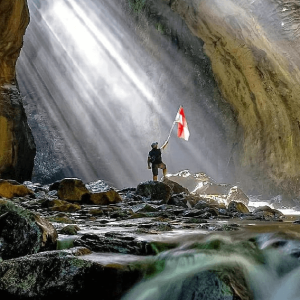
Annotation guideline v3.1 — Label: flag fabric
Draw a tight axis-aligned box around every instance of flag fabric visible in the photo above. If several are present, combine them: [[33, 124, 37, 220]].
[[175, 106, 190, 141]]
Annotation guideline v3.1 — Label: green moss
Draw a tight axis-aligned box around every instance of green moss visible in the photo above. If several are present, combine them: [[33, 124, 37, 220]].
[[128, 0, 146, 13], [156, 23, 165, 34], [0, 201, 34, 223], [15, 273, 38, 292], [0, 200, 42, 254], [70, 257, 92, 268], [150, 241, 178, 254]]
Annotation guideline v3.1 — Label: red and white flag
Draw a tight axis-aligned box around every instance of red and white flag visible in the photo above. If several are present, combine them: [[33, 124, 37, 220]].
[[175, 106, 190, 141]]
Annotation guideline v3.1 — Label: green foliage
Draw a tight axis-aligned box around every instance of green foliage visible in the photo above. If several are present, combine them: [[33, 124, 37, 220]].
[[128, 0, 146, 13]]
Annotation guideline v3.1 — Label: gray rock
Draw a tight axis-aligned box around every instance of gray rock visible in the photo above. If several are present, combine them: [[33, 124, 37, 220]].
[[0, 249, 143, 299], [0, 200, 57, 260], [136, 181, 171, 203]]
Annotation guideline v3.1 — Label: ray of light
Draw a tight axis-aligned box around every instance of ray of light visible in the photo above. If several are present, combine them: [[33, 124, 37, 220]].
[[17, 0, 235, 187]]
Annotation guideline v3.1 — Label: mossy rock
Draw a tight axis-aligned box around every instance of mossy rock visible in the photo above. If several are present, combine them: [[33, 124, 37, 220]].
[[0, 200, 57, 260], [0, 249, 144, 299], [59, 225, 80, 235]]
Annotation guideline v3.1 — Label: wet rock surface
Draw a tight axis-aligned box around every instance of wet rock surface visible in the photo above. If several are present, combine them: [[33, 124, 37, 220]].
[[0, 199, 57, 260], [0, 248, 144, 300], [0, 173, 299, 299]]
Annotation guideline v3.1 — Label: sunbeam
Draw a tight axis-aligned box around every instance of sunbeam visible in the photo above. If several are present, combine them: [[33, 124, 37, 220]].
[[17, 0, 236, 188]]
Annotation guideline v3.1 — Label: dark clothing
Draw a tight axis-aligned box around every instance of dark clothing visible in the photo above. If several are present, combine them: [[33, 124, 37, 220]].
[[152, 162, 166, 176], [148, 148, 166, 176], [148, 148, 162, 164]]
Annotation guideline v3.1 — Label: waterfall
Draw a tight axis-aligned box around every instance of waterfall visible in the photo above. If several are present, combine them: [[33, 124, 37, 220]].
[[17, 0, 236, 188]]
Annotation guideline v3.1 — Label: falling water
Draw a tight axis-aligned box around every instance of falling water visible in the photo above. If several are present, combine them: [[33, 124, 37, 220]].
[[122, 233, 300, 300], [16, 0, 236, 188]]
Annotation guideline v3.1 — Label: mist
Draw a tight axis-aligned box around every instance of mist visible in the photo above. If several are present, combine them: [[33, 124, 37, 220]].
[[17, 0, 236, 188]]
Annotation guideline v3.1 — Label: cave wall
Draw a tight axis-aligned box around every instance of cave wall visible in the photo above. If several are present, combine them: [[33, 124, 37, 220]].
[[168, 0, 300, 197], [0, 0, 36, 182]]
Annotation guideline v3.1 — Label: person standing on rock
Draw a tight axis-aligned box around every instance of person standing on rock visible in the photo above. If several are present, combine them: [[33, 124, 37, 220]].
[[148, 141, 168, 181]]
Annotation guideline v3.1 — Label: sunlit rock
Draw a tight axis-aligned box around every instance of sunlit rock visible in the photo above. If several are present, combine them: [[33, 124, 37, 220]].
[[89, 189, 122, 205], [193, 182, 232, 196], [227, 201, 250, 214], [56, 178, 90, 202], [166, 171, 211, 192], [34, 213, 58, 252], [226, 186, 249, 206], [85, 179, 112, 193], [136, 181, 172, 203], [42, 199, 81, 212], [0, 0, 35, 182], [84, 179, 122, 205], [0, 179, 33, 198], [0, 200, 57, 260], [162, 177, 189, 195]]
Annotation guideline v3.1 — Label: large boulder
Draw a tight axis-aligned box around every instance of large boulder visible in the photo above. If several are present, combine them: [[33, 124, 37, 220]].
[[0, 248, 144, 299], [0, 180, 34, 198], [56, 178, 90, 202], [166, 171, 211, 192], [253, 206, 284, 220], [0, 0, 36, 182], [0, 200, 57, 260], [226, 186, 249, 206], [136, 181, 172, 203], [162, 177, 189, 195], [194, 182, 232, 196], [85, 180, 122, 205]]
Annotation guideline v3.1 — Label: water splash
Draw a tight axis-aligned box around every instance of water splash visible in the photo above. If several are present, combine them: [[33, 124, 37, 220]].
[[122, 235, 300, 300]]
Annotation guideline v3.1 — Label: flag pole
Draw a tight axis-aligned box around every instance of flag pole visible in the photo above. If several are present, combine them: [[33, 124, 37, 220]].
[[166, 121, 176, 143]]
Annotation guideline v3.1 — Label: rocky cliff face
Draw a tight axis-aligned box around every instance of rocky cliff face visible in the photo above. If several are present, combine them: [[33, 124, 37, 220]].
[[0, 0, 35, 182], [168, 0, 300, 197]]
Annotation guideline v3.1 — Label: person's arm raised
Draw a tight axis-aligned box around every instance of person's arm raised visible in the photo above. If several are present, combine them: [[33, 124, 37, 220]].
[[160, 140, 169, 150]]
